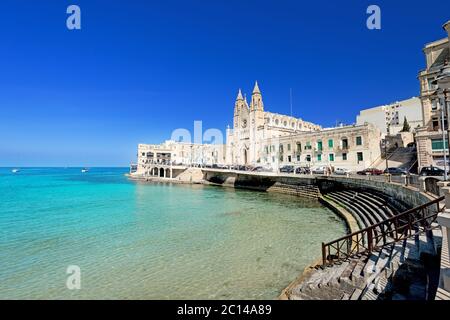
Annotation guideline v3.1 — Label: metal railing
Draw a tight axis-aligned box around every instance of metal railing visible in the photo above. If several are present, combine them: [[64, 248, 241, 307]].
[[321, 196, 445, 266]]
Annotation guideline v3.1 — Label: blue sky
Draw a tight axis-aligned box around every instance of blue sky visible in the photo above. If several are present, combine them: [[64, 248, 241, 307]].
[[0, 1, 449, 166]]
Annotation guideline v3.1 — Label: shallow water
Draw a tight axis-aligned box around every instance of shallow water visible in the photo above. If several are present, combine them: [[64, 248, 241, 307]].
[[0, 168, 346, 299]]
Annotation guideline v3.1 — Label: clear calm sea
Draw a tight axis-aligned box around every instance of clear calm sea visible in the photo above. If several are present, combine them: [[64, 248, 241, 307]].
[[0, 167, 346, 299]]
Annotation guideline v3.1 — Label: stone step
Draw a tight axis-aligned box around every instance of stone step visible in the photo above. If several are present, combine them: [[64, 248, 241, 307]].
[[389, 240, 406, 273], [327, 192, 376, 229], [331, 191, 382, 225], [362, 250, 381, 277], [341, 292, 350, 300], [325, 194, 368, 230], [360, 245, 393, 300], [319, 261, 350, 288], [341, 190, 392, 221], [351, 256, 369, 288], [350, 288, 363, 300], [430, 226, 443, 254], [419, 233, 436, 261], [404, 236, 420, 262], [374, 273, 390, 297]]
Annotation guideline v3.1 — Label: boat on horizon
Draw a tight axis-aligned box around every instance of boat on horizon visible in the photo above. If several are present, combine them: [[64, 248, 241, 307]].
[[81, 168, 89, 173], [11, 168, 20, 173]]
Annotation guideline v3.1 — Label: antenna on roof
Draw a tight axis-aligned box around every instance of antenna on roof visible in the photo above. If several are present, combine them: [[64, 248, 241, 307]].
[[289, 88, 293, 117]]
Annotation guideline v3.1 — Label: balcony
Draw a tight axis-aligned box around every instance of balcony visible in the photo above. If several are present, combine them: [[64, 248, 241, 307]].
[[336, 145, 349, 152]]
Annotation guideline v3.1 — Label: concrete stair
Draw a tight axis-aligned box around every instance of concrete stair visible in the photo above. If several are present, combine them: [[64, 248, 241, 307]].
[[323, 190, 400, 235], [287, 225, 443, 300]]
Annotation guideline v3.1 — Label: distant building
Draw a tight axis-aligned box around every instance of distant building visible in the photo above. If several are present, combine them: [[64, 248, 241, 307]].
[[137, 141, 226, 176], [416, 20, 450, 170], [356, 97, 422, 135]]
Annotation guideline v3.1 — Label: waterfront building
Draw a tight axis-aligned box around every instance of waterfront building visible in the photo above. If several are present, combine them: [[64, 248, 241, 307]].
[[136, 141, 226, 176], [135, 82, 383, 175], [259, 123, 382, 171], [416, 21, 450, 170], [356, 97, 422, 135]]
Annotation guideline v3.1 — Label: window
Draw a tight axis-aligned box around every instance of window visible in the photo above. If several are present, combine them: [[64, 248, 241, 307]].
[[432, 117, 440, 131], [342, 138, 348, 149], [428, 78, 437, 90], [272, 156, 275, 162], [297, 155, 300, 161], [328, 139, 334, 148], [357, 152, 363, 162], [317, 154, 322, 161], [279, 145, 284, 153], [288, 155, 292, 162], [287, 144, 291, 151], [356, 136, 362, 146], [305, 142, 312, 150], [431, 139, 448, 150], [432, 100, 438, 110], [317, 140, 323, 151], [329, 154, 334, 162], [296, 143, 302, 153], [306, 155, 311, 162], [342, 153, 347, 161]]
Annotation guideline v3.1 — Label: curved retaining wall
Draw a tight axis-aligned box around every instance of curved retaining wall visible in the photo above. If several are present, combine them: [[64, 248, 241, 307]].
[[202, 169, 437, 209], [203, 170, 319, 198], [316, 176, 436, 210]]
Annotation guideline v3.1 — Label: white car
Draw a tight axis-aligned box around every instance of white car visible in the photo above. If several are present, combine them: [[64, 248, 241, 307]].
[[334, 167, 351, 175], [311, 166, 327, 174]]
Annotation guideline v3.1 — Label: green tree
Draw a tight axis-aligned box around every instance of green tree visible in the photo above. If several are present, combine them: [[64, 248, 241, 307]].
[[401, 117, 410, 132]]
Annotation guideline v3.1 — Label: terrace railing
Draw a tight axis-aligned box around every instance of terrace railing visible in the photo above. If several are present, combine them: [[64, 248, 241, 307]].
[[321, 196, 445, 266]]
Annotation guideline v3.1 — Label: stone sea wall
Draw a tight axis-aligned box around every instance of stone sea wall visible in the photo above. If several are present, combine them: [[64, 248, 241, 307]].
[[202, 169, 437, 209]]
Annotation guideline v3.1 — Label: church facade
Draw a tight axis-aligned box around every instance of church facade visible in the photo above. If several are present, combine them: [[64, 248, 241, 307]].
[[226, 81, 321, 166]]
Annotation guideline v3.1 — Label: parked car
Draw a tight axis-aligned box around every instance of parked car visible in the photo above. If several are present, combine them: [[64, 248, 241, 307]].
[[356, 168, 383, 175], [252, 166, 266, 172], [334, 167, 351, 175], [279, 165, 295, 173], [384, 167, 408, 175], [419, 166, 446, 176], [295, 167, 310, 174], [311, 166, 327, 174], [252, 166, 272, 172]]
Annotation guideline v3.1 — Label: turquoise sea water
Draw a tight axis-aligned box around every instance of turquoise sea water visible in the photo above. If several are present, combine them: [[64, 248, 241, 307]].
[[0, 168, 346, 299]]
